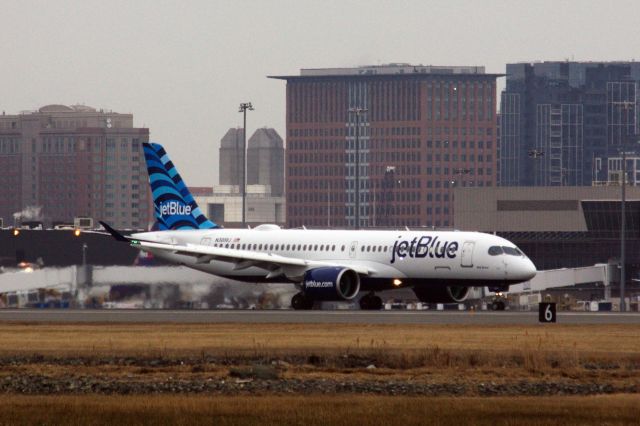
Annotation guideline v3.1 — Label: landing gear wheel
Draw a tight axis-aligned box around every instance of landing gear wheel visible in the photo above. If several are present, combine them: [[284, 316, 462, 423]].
[[291, 293, 314, 310], [490, 301, 506, 311], [359, 294, 383, 310]]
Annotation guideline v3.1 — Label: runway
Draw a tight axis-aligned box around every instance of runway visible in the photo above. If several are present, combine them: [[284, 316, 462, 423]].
[[0, 309, 639, 324]]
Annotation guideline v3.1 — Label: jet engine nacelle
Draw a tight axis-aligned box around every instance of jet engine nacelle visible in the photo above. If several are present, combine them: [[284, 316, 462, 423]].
[[413, 285, 470, 303], [302, 267, 360, 301]]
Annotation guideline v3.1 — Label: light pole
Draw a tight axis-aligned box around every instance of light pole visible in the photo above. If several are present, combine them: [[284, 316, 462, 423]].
[[348, 107, 368, 230], [82, 243, 88, 266], [238, 102, 254, 228], [618, 100, 636, 312]]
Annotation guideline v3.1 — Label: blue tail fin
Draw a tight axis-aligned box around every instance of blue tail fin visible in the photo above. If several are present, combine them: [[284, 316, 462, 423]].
[[143, 142, 220, 230]]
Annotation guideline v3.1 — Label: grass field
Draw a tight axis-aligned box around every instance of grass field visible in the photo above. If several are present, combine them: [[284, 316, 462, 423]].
[[0, 394, 638, 425], [0, 323, 638, 356], [0, 322, 637, 424]]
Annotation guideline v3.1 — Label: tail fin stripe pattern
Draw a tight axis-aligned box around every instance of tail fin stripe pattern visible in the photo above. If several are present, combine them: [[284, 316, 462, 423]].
[[143, 142, 219, 231], [154, 189, 185, 202]]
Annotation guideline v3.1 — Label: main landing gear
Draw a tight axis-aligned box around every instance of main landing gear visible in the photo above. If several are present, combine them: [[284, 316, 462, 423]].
[[291, 292, 314, 310], [290, 292, 383, 310], [359, 293, 383, 310]]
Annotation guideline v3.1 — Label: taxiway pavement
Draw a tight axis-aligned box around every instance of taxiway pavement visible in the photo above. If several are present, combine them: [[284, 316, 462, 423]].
[[0, 309, 638, 324]]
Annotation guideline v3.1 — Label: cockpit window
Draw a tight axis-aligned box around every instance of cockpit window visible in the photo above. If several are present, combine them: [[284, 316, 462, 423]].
[[502, 246, 522, 256], [488, 246, 503, 256]]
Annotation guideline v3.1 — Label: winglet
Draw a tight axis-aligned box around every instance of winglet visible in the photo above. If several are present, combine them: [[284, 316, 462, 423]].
[[99, 221, 130, 242]]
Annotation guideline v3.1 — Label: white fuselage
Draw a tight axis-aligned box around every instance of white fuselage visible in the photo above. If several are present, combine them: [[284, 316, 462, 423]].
[[132, 226, 537, 289]]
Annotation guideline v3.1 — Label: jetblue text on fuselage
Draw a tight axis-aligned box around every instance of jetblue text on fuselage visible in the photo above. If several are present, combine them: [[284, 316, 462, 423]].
[[305, 280, 334, 288], [160, 201, 192, 217], [390, 235, 458, 263]]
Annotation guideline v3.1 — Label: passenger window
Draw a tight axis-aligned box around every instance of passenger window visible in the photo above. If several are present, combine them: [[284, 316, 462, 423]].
[[303, 245, 307, 250], [320, 245, 324, 251], [332, 245, 336, 251], [488, 246, 503, 256], [314, 245, 318, 251], [341, 245, 345, 251]]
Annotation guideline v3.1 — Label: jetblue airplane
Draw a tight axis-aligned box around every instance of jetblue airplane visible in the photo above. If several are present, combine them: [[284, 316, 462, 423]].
[[102, 142, 536, 310]]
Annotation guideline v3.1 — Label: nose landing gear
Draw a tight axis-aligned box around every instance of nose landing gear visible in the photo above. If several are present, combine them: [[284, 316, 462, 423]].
[[359, 293, 383, 310]]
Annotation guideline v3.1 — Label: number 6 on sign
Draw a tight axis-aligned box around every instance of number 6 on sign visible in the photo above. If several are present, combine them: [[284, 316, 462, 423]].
[[539, 303, 556, 323]]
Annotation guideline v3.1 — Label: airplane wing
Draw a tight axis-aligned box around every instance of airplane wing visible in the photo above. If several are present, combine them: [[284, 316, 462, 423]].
[[132, 239, 372, 279]]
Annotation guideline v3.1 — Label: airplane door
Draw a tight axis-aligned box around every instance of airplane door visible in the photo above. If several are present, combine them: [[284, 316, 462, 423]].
[[349, 241, 358, 259], [461, 241, 474, 267]]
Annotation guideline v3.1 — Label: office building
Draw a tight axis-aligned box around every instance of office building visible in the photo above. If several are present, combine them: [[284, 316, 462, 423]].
[[247, 128, 284, 196], [270, 64, 500, 228], [193, 185, 285, 228], [219, 127, 284, 196], [218, 128, 245, 187], [500, 61, 640, 187], [202, 128, 286, 227], [0, 104, 150, 229]]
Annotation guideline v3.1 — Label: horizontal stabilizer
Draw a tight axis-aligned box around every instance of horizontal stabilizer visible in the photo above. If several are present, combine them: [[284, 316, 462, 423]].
[[99, 221, 130, 243]]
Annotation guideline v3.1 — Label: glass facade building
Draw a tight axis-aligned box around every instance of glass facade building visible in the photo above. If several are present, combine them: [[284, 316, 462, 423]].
[[500, 62, 640, 187]]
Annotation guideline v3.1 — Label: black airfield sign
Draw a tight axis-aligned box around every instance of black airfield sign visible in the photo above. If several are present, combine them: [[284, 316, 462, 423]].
[[539, 302, 557, 323]]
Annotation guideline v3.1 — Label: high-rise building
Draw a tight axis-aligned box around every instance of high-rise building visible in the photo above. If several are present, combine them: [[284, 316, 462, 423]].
[[199, 127, 286, 227], [218, 127, 284, 196], [270, 64, 499, 228], [218, 128, 245, 187], [500, 61, 640, 187], [247, 128, 284, 196], [0, 104, 150, 229]]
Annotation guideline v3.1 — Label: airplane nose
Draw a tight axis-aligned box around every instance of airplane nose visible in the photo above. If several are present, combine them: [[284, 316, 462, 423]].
[[520, 258, 537, 281], [507, 257, 537, 281], [524, 257, 538, 280]]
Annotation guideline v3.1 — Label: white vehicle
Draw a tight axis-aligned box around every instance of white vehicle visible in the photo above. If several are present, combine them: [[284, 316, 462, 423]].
[[102, 143, 536, 310]]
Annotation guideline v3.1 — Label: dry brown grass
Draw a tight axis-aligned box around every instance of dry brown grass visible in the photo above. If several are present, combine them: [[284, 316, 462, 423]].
[[0, 323, 637, 357], [0, 394, 638, 425], [0, 323, 638, 387]]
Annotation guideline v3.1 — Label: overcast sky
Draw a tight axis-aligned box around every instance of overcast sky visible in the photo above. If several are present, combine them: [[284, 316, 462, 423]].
[[2, 0, 640, 185]]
